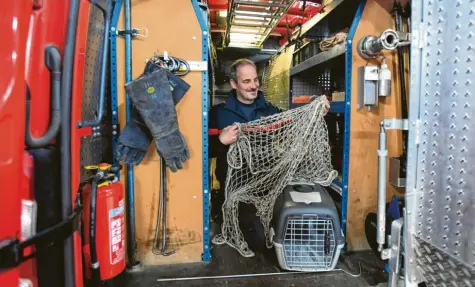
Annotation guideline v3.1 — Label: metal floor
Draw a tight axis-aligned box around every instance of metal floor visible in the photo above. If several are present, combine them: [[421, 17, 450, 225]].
[[125, 243, 388, 287]]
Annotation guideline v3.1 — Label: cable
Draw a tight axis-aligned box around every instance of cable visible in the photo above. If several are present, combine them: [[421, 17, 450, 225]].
[[148, 55, 190, 76], [155, 263, 362, 282], [149, 54, 188, 256], [152, 158, 175, 256], [61, 0, 80, 284]]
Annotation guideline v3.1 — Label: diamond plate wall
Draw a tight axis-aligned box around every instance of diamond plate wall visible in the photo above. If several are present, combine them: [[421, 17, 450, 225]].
[[415, 238, 475, 286], [405, 0, 475, 285]]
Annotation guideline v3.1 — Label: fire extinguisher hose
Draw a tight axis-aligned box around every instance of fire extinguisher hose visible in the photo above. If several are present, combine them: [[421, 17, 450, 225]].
[[90, 173, 103, 285]]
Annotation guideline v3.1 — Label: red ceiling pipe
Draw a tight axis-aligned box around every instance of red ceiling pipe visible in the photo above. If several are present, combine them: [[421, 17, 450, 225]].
[[288, 1, 323, 17], [208, 3, 227, 10]]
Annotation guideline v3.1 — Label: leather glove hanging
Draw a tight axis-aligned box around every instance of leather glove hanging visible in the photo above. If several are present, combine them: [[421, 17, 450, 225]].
[[116, 63, 190, 166], [124, 69, 190, 172]]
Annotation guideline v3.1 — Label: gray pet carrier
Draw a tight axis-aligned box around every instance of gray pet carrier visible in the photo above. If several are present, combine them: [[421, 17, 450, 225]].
[[270, 183, 345, 272]]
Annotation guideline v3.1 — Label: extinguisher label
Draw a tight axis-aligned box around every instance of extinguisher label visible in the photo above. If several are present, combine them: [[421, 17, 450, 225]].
[[109, 199, 125, 265]]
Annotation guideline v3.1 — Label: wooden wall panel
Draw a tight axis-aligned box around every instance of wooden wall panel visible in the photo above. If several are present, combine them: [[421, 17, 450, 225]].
[[346, 0, 408, 250], [116, 0, 204, 264]]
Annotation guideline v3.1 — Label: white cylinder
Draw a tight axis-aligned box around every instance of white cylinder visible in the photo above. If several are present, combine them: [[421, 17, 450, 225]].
[[377, 125, 388, 252], [378, 59, 391, 97]]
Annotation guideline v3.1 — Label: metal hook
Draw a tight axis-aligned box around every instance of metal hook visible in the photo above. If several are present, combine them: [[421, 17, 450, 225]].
[[133, 28, 148, 38]]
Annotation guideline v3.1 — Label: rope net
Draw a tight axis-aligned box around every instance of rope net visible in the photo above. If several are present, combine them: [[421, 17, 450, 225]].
[[212, 96, 338, 257]]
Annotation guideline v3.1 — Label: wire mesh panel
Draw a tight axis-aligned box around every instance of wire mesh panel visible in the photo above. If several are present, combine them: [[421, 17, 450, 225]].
[[283, 215, 336, 269], [291, 76, 324, 97], [317, 68, 331, 93], [262, 46, 295, 110], [80, 135, 111, 182], [79, 2, 112, 182], [405, 0, 475, 285], [82, 2, 110, 122]]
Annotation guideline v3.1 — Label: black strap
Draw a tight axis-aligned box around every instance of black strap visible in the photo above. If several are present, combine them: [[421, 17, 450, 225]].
[[0, 194, 83, 271], [117, 29, 139, 37]]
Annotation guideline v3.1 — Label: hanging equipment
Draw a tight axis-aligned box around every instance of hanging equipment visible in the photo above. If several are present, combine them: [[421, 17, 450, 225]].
[[392, 1, 408, 181]]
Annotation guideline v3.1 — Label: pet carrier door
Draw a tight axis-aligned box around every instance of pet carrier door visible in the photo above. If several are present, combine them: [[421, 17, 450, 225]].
[[271, 183, 344, 271]]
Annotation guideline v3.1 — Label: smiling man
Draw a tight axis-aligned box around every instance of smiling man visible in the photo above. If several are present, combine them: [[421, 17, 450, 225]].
[[208, 58, 329, 254], [208, 59, 282, 251]]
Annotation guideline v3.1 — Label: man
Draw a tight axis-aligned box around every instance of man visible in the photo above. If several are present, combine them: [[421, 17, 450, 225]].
[[208, 58, 329, 253]]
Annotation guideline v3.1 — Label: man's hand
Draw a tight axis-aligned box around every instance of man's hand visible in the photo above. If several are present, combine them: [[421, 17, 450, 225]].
[[322, 96, 330, 116], [219, 125, 239, 145]]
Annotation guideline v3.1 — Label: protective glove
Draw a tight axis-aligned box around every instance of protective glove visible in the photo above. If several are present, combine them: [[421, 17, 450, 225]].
[[124, 69, 190, 172], [116, 108, 151, 165], [143, 61, 190, 104], [116, 64, 190, 166]]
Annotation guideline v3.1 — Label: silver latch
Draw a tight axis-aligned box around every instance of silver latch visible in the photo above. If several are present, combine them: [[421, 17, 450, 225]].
[[382, 119, 409, 130]]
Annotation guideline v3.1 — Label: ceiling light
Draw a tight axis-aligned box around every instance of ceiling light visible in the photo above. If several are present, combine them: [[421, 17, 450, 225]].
[[233, 19, 266, 25], [235, 15, 267, 21], [218, 10, 227, 17]]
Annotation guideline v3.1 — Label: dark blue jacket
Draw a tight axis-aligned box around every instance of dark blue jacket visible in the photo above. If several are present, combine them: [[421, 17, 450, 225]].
[[208, 90, 282, 189]]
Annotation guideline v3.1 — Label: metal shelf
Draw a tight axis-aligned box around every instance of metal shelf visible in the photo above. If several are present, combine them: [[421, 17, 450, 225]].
[[282, 0, 346, 48], [286, 0, 367, 240], [290, 100, 346, 114], [290, 43, 346, 76]]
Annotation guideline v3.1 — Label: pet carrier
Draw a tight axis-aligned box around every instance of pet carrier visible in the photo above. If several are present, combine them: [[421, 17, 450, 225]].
[[270, 183, 345, 271]]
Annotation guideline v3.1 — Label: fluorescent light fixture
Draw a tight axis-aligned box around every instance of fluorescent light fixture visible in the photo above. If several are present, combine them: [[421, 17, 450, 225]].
[[218, 10, 227, 17], [231, 27, 264, 33], [230, 33, 262, 40], [233, 19, 267, 25], [235, 10, 270, 16], [229, 32, 263, 46], [235, 15, 267, 21]]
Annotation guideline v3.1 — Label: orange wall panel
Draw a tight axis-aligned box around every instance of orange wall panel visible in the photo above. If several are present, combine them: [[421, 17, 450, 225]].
[[116, 0, 205, 264], [346, 0, 408, 250]]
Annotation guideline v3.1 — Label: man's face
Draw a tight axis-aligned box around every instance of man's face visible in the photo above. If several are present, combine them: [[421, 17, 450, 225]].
[[230, 64, 259, 104]]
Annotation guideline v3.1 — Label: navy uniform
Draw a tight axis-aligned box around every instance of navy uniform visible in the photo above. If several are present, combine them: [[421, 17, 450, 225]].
[[208, 89, 282, 252]]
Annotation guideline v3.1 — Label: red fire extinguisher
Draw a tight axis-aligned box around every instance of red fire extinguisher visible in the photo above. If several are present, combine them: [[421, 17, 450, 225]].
[[80, 163, 125, 285]]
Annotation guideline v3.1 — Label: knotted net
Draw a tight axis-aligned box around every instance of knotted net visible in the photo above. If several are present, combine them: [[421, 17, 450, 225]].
[[212, 96, 338, 257]]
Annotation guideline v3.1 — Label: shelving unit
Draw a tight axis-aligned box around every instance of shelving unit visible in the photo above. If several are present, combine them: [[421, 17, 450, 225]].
[[287, 0, 365, 237], [290, 43, 346, 76], [279, 0, 347, 50]]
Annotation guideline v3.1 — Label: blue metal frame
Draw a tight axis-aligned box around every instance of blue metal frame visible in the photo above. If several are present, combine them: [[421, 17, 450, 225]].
[[110, 0, 123, 172], [329, 101, 345, 114], [123, 0, 139, 266], [341, 0, 366, 237], [191, 0, 211, 262]]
